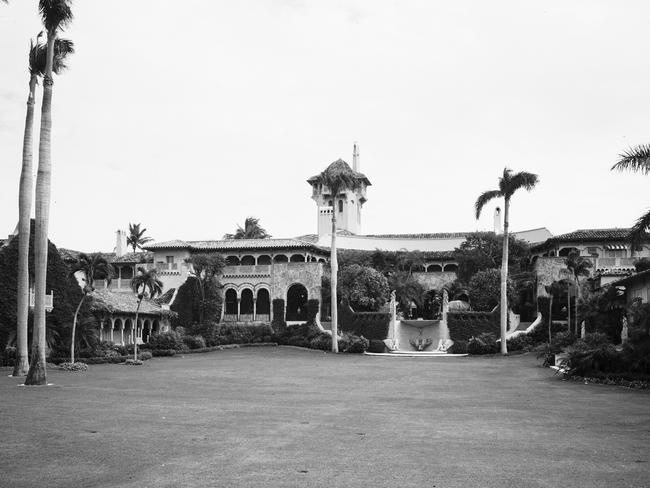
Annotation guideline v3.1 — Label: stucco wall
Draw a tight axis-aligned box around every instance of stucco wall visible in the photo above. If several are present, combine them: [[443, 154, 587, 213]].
[[535, 257, 572, 296], [270, 262, 323, 302], [412, 271, 457, 290], [626, 275, 650, 305]]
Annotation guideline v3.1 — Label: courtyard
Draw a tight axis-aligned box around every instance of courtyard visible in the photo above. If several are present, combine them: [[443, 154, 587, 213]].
[[1, 348, 648, 488]]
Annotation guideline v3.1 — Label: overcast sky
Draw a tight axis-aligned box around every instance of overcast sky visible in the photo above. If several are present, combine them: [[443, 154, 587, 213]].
[[1, 1, 649, 252]]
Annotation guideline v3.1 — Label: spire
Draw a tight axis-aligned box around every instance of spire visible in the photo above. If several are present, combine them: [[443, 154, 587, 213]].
[[352, 141, 360, 172]]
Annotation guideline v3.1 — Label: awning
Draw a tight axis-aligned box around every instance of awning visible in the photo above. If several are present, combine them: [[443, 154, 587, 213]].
[[604, 244, 627, 250]]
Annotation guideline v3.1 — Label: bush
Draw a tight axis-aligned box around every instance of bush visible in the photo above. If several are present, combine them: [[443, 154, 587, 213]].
[[506, 334, 533, 352], [368, 339, 386, 353], [2, 346, 16, 366], [345, 334, 369, 353], [467, 332, 498, 355], [138, 350, 153, 361], [125, 359, 143, 366], [151, 349, 177, 357], [272, 299, 287, 333], [447, 312, 499, 342], [182, 335, 206, 350], [58, 361, 88, 372], [147, 330, 187, 352], [448, 340, 467, 354], [564, 340, 622, 376], [339, 309, 390, 340]]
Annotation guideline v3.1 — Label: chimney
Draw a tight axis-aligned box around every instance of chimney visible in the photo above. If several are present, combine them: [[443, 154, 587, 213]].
[[494, 207, 502, 234], [115, 229, 127, 256], [352, 141, 360, 172]]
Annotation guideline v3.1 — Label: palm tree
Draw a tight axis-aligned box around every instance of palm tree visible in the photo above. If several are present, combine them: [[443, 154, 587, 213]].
[[475, 167, 539, 355], [611, 144, 650, 247], [25, 0, 73, 386], [130, 267, 163, 362], [126, 223, 153, 252], [13, 35, 74, 377], [69, 253, 113, 363], [223, 217, 271, 239], [545, 280, 567, 344], [564, 250, 592, 338], [318, 160, 363, 353]]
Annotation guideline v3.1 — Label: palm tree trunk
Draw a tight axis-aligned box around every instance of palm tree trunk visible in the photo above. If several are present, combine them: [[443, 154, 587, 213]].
[[567, 285, 571, 335], [499, 197, 510, 355], [134, 300, 141, 361], [577, 278, 585, 338], [13, 76, 37, 377], [330, 209, 339, 353], [548, 295, 553, 344], [70, 294, 86, 363], [25, 32, 56, 386]]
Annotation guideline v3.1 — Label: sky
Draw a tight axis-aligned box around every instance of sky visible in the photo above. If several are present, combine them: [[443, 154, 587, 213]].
[[1, 1, 649, 253]]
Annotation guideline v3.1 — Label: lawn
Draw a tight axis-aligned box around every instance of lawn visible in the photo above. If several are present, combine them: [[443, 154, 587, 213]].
[[1, 347, 648, 488]]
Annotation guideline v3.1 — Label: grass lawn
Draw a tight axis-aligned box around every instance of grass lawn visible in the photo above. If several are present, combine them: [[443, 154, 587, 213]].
[[1, 347, 649, 488]]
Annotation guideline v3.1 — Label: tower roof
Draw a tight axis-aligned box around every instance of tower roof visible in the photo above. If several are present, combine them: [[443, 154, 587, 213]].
[[307, 159, 371, 186]]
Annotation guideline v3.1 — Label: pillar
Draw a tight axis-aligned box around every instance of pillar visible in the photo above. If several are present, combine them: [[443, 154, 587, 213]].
[[120, 322, 125, 346], [253, 298, 257, 321], [237, 297, 241, 321], [110, 318, 115, 343]]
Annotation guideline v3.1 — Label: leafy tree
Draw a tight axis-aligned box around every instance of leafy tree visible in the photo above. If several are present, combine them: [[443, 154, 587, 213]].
[[318, 160, 363, 352], [611, 144, 650, 247], [27, 0, 75, 385], [468, 268, 515, 312], [69, 253, 113, 363], [338, 264, 389, 312], [545, 280, 568, 344], [223, 217, 271, 239], [579, 286, 625, 343], [184, 253, 225, 323], [130, 268, 163, 362], [565, 250, 592, 338], [14, 34, 73, 376], [453, 232, 530, 284], [634, 258, 650, 272], [475, 167, 539, 355], [388, 272, 427, 317], [126, 222, 153, 252]]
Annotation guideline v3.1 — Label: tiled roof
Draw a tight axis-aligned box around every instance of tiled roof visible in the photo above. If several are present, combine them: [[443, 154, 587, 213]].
[[88, 289, 171, 316], [546, 228, 634, 243], [307, 159, 371, 185], [154, 288, 176, 305], [146, 238, 323, 252], [609, 268, 650, 286], [58, 249, 153, 264], [362, 232, 472, 239]]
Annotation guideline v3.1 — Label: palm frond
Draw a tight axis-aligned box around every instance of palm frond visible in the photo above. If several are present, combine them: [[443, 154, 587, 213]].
[[629, 208, 650, 249], [474, 190, 502, 219], [39, 0, 73, 32], [33, 37, 74, 75], [131, 268, 163, 299], [611, 144, 650, 174], [507, 171, 539, 194]]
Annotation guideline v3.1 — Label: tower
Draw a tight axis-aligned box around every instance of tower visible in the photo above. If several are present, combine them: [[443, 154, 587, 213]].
[[307, 144, 371, 238]]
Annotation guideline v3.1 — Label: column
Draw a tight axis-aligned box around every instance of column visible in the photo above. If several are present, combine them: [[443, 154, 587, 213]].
[[237, 297, 241, 321], [110, 318, 115, 342], [98, 320, 103, 341], [120, 322, 125, 346], [253, 298, 257, 321]]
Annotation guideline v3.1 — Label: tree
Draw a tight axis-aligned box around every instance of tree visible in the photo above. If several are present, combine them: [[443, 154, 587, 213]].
[[564, 250, 592, 338], [338, 264, 389, 312], [545, 280, 568, 344], [453, 232, 530, 284], [26, 0, 74, 386], [69, 253, 113, 363], [475, 167, 539, 355], [130, 267, 163, 362], [468, 268, 515, 312], [126, 223, 153, 252], [319, 160, 363, 352], [611, 144, 650, 247], [223, 217, 271, 239], [14, 34, 73, 377], [388, 271, 427, 317], [184, 253, 225, 323]]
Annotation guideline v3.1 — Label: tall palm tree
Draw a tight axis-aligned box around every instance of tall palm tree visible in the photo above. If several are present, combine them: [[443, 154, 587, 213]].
[[25, 0, 73, 386], [545, 280, 567, 344], [223, 217, 271, 239], [130, 267, 163, 362], [70, 253, 113, 363], [611, 144, 650, 247], [126, 223, 153, 252], [564, 250, 592, 338], [475, 167, 539, 355], [318, 160, 362, 353], [13, 35, 74, 377]]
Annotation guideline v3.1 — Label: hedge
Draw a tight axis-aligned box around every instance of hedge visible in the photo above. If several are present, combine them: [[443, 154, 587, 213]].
[[447, 311, 499, 343], [272, 299, 286, 332], [339, 309, 390, 340], [49, 354, 152, 365]]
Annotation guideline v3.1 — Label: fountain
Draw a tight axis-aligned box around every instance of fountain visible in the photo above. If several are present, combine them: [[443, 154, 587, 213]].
[[365, 290, 467, 357]]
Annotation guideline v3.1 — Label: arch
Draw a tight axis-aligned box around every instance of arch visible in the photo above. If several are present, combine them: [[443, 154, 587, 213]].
[[121, 266, 134, 280], [427, 264, 443, 272], [241, 255, 255, 266], [443, 263, 458, 272], [124, 318, 134, 345], [225, 288, 238, 315], [226, 256, 240, 266], [256, 288, 270, 316], [286, 283, 309, 321], [338, 200, 343, 213], [153, 319, 160, 334], [318, 258, 326, 263], [290, 254, 306, 263], [273, 254, 288, 263], [142, 319, 151, 343], [240, 288, 254, 316], [558, 247, 579, 257], [257, 255, 272, 265], [328, 200, 333, 207]]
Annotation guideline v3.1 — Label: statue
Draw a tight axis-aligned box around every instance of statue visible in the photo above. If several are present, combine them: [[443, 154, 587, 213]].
[[621, 316, 629, 344]]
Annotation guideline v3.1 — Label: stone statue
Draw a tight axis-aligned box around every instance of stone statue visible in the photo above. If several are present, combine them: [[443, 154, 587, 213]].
[[621, 316, 629, 344]]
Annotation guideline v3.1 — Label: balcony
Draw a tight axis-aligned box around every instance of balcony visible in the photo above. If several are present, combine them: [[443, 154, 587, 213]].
[[222, 265, 272, 277]]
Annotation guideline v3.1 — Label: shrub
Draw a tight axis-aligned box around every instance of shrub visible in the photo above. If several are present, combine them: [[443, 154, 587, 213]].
[[368, 339, 386, 353], [151, 349, 177, 357], [183, 335, 206, 350], [448, 340, 468, 354], [59, 361, 88, 372], [125, 359, 143, 366], [467, 332, 498, 355], [138, 350, 153, 361], [564, 340, 622, 376], [272, 299, 287, 333], [506, 334, 533, 352], [447, 312, 499, 342], [2, 346, 16, 366], [287, 335, 310, 348], [147, 330, 187, 352], [306, 299, 320, 324], [309, 332, 332, 351], [345, 334, 369, 353]]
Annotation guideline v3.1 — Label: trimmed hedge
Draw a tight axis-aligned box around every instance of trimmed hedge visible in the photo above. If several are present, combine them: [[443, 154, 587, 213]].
[[49, 352, 152, 365], [272, 299, 287, 333], [339, 308, 390, 340], [447, 311, 499, 343]]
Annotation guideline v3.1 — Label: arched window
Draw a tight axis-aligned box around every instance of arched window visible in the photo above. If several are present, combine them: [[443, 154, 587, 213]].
[[240, 255, 255, 266], [290, 254, 306, 263], [225, 289, 238, 315], [257, 255, 272, 265], [273, 254, 288, 263], [328, 200, 333, 207], [443, 263, 458, 273], [338, 200, 343, 213], [427, 264, 443, 273], [226, 256, 240, 266]]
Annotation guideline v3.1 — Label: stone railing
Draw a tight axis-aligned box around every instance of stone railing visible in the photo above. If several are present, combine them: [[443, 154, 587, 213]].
[[222, 265, 272, 276]]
